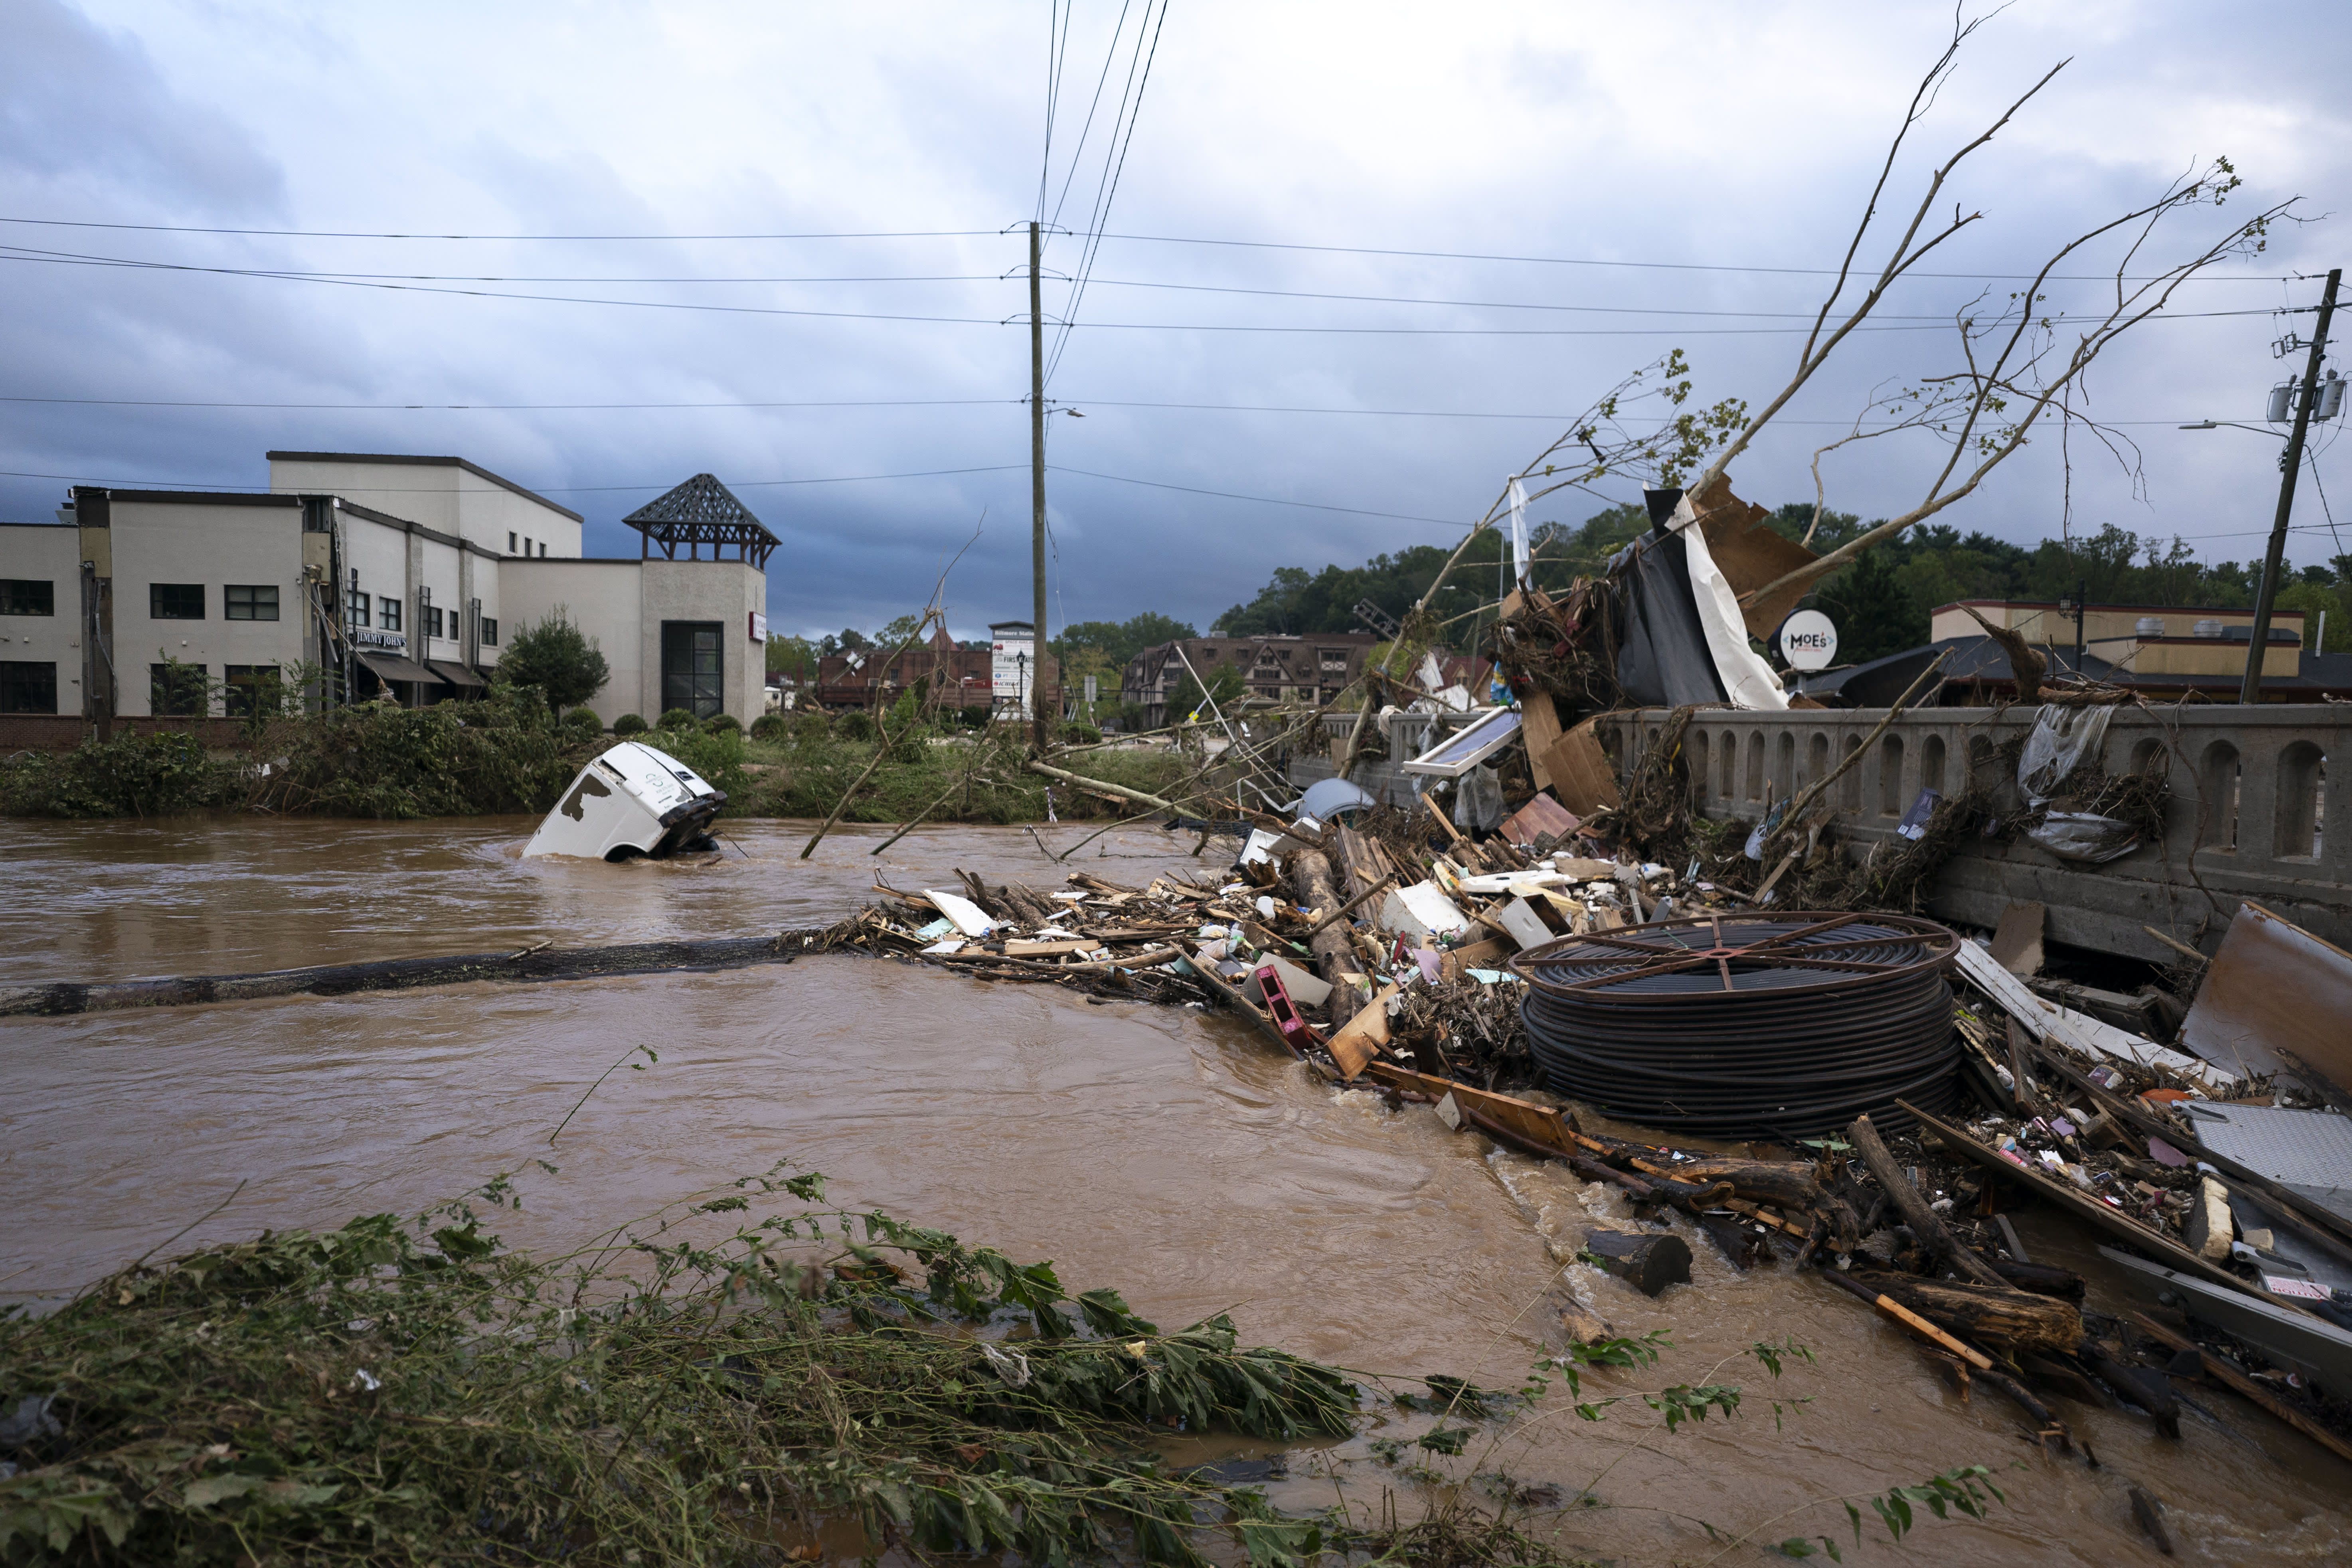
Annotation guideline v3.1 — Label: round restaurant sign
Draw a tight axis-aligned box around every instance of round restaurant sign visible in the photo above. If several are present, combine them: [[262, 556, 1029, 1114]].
[[1776, 609, 1840, 670]]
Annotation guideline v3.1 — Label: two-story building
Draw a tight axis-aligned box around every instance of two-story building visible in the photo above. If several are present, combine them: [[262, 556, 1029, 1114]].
[[1121, 632, 1379, 729], [0, 453, 774, 743]]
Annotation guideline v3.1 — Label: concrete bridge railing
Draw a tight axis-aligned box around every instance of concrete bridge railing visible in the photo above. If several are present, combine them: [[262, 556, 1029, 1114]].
[[1599, 704, 2348, 963]]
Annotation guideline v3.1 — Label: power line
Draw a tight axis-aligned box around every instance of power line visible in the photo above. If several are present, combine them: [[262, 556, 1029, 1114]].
[[0, 212, 2297, 284], [0, 249, 2261, 335], [1046, 463, 1462, 524], [0, 391, 2244, 427]]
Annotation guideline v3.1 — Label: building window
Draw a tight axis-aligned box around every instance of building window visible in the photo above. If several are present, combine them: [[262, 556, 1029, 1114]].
[[347, 593, 370, 629], [0, 579, 55, 616], [151, 662, 209, 716], [223, 664, 281, 718], [524, 537, 533, 556], [0, 661, 57, 714], [150, 582, 205, 620], [426, 606, 446, 639], [379, 597, 401, 632], [480, 618, 498, 647], [224, 584, 280, 621], [508, 532, 518, 554], [538, 541, 547, 558], [661, 621, 725, 718]]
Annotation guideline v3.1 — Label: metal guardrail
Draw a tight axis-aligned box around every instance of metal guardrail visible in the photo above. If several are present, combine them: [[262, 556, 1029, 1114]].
[[1601, 704, 2349, 963]]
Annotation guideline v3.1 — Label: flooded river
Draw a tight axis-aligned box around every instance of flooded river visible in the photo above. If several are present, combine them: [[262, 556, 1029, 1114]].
[[2, 816, 2346, 1564]]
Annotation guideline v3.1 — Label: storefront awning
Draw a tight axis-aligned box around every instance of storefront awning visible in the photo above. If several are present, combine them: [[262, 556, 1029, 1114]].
[[358, 650, 440, 685], [427, 660, 488, 690]]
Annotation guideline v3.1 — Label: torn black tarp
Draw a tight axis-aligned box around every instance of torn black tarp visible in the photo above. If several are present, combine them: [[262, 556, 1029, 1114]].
[[1612, 529, 1729, 708]]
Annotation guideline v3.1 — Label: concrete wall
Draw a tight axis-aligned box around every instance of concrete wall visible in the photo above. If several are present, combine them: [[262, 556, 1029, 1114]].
[[0, 524, 82, 715], [109, 498, 305, 716], [1605, 704, 2351, 962], [267, 454, 581, 558], [642, 559, 764, 724], [501, 560, 644, 724]]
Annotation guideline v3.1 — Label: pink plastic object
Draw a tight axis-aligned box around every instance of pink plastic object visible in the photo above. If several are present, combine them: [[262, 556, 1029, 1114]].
[[1253, 963, 1323, 1057]]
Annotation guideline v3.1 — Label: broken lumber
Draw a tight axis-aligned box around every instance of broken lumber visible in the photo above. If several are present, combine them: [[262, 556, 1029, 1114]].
[[1290, 848, 1362, 1027], [2131, 1312, 2352, 1467], [1861, 1276, 2084, 1355], [1849, 1113, 2007, 1286]]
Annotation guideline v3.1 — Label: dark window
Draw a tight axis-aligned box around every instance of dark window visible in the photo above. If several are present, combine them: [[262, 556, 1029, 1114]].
[[150, 662, 209, 716], [0, 661, 57, 714], [347, 593, 370, 629], [661, 621, 725, 718], [379, 597, 401, 632], [223, 664, 281, 718], [151, 582, 205, 619], [224, 583, 280, 621], [508, 532, 518, 554], [537, 542, 547, 558], [480, 618, 498, 646], [0, 579, 55, 616], [426, 606, 445, 639]]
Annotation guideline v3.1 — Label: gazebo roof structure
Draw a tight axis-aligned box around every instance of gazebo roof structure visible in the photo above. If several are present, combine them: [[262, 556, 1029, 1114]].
[[622, 473, 779, 569]]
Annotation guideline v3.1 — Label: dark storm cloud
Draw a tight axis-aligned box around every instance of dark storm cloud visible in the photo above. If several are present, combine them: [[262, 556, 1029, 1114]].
[[1, 1, 2346, 639]]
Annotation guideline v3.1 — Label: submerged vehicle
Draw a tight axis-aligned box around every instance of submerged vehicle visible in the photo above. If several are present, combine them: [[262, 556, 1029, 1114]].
[[523, 741, 727, 860]]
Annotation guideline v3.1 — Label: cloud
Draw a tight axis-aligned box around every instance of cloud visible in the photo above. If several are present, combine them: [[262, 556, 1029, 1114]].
[[0, 0, 2343, 638]]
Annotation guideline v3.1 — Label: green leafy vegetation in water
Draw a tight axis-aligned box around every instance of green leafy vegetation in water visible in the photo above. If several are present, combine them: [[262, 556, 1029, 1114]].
[[0, 730, 240, 819], [251, 689, 577, 818], [0, 1167, 1354, 1567]]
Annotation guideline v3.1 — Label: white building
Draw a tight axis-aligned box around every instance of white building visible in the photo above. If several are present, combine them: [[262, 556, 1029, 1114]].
[[0, 452, 773, 734]]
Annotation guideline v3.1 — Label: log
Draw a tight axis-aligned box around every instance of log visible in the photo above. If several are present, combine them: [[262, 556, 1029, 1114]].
[[1556, 1296, 1613, 1347], [1989, 1258, 2087, 1301], [1849, 1113, 2008, 1287], [2079, 1340, 2181, 1439], [1696, 1211, 1769, 1270], [1863, 1275, 2083, 1355], [1672, 1156, 1822, 1212], [1289, 849, 1362, 1028], [1580, 1228, 1692, 1296], [2130, 1311, 2352, 1466], [1814, 1266, 1992, 1369]]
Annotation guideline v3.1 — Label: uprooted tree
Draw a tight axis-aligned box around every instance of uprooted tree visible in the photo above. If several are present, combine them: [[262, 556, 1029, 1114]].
[[1406, 8, 2292, 708]]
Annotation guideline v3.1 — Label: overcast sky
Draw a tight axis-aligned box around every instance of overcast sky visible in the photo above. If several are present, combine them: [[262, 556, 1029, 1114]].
[[4, 0, 2348, 640]]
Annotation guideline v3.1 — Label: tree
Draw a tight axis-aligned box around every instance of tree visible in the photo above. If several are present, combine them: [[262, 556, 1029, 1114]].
[[1170, 658, 1244, 724], [766, 634, 817, 679], [1050, 612, 1200, 670], [497, 608, 610, 711]]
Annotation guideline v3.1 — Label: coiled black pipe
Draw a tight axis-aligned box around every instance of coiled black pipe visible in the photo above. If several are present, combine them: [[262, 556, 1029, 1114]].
[[1511, 912, 1963, 1138]]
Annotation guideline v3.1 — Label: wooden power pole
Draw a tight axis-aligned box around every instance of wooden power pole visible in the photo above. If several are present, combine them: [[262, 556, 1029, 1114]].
[[2243, 266, 2340, 704], [1029, 220, 1050, 749]]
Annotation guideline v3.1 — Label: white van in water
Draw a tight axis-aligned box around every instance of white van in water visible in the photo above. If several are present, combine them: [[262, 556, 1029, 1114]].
[[523, 741, 727, 860]]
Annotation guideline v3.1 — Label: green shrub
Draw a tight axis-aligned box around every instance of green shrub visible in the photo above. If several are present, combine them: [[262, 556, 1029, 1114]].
[[613, 713, 648, 736], [704, 712, 741, 735], [250, 690, 573, 819], [1060, 723, 1103, 744], [836, 710, 877, 742], [658, 708, 699, 731], [749, 713, 787, 741], [561, 707, 604, 737], [496, 608, 611, 710], [789, 709, 832, 742], [0, 730, 240, 819]]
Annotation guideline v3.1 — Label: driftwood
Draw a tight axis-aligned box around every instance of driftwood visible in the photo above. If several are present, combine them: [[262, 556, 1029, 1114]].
[[2079, 1340, 2181, 1439], [1580, 1229, 1692, 1296], [1862, 1275, 2083, 1355], [0, 926, 850, 1016], [1849, 1113, 2008, 1287], [2130, 1312, 2352, 1465], [1290, 849, 1362, 1028], [1989, 1258, 2088, 1300], [1670, 1156, 1822, 1212]]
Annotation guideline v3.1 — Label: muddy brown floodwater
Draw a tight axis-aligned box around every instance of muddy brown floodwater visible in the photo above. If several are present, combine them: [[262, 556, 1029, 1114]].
[[2, 815, 2347, 1564]]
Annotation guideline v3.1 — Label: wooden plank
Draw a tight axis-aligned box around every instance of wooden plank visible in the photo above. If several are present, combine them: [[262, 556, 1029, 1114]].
[[2131, 1312, 2352, 1468], [1520, 690, 1564, 793], [1900, 1099, 2322, 1319], [1003, 939, 1097, 957]]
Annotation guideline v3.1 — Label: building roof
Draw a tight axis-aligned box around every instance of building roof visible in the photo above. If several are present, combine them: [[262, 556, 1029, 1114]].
[[1793, 633, 2352, 705], [621, 474, 778, 569], [265, 451, 585, 522]]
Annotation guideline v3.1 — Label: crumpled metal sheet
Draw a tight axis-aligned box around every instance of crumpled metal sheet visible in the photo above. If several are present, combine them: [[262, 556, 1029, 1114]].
[[2180, 903, 2352, 1093]]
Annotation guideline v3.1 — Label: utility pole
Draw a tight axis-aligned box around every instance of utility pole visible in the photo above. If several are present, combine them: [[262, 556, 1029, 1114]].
[[2242, 266, 2340, 704], [1029, 220, 1050, 751]]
